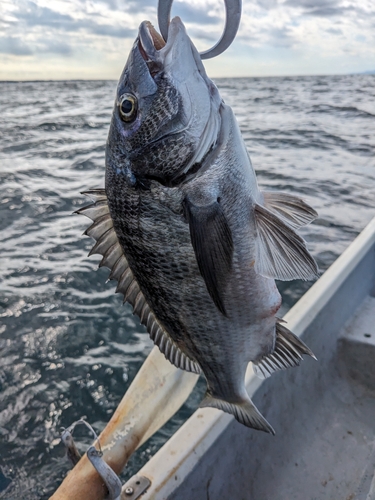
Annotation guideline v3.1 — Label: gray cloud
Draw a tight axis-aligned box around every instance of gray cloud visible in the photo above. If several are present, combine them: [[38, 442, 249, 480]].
[[0, 37, 33, 56], [87, 0, 156, 13], [17, 2, 75, 28], [187, 26, 221, 43], [4, 0, 219, 58], [308, 6, 348, 17], [39, 40, 72, 55], [283, 0, 358, 18], [9, 1, 136, 39], [284, 0, 340, 8], [2, 0, 374, 66], [86, 23, 136, 38], [0, 35, 72, 56], [268, 26, 293, 47], [253, 0, 279, 9], [118, 0, 220, 23], [326, 27, 343, 35], [170, 4, 220, 25]]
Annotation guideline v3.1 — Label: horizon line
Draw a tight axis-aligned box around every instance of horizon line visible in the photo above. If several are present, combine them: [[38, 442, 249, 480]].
[[1, 70, 374, 83]]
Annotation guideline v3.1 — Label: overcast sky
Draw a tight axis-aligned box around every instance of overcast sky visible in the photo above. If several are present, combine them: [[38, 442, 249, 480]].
[[1, 0, 374, 80]]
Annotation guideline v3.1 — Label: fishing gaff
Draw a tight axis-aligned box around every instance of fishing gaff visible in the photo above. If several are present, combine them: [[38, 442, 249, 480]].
[[50, 348, 198, 499]]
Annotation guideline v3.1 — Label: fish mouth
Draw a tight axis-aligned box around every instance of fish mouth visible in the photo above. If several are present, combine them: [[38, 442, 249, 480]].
[[139, 21, 166, 56], [138, 17, 187, 76]]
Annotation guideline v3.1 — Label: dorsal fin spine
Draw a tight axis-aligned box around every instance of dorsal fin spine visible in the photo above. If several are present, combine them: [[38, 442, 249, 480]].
[[133, 292, 144, 316], [116, 268, 133, 294], [100, 243, 123, 269], [123, 280, 138, 303], [89, 228, 117, 257], [75, 201, 109, 221], [109, 255, 127, 281], [79, 189, 201, 375], [140, 304, 150, 324], [85, 213, 112, 238]]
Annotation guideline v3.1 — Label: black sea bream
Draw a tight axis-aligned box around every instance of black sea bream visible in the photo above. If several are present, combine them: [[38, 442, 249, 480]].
[[79, 17, 318, 434]]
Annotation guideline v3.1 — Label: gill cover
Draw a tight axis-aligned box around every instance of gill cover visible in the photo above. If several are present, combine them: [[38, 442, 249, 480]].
[[106, 17, 222, 186]]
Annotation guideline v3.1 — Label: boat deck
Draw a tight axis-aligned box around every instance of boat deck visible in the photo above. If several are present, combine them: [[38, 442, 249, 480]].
[[240, 295, 375, 500]]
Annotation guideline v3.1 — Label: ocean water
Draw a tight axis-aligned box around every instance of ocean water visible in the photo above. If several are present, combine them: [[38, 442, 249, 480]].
[[0, 74, 374, 498]]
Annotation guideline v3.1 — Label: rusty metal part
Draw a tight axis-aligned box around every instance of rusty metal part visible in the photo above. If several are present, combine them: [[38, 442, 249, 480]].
[[121, 475, 151, 499], [61, 428, 82, 467]]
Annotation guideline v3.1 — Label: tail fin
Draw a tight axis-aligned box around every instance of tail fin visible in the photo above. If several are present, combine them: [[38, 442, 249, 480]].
[[200, 394, 275, 435], [253, 319, 317, 380]]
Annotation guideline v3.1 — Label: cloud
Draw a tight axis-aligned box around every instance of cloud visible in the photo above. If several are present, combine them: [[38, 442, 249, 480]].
[[95, 0, 156, 12], [284, 0, 340, 8], [39, 39, 72, 55], [283, 0, 361, 18], [169, 3, 220, 25], [17, 2, 74, 28], [82, 22, 135, 38], [0, 36, 32, 56], [7, 1, 136, 38], [0, 0, 374, 78], [0, 35, 72, 56]]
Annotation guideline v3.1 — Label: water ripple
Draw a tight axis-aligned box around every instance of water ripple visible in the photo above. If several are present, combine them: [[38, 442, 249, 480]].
[[0, 75, 374, 498]]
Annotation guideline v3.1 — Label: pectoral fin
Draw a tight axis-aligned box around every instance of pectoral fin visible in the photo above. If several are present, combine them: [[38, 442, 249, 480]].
[[184, 197, 233, 316], [254, 203, 319, 281], [262, 191, 318, 230]]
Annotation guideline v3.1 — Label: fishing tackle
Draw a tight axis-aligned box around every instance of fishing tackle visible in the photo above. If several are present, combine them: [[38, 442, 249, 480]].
[[157, 0, 242, 59]]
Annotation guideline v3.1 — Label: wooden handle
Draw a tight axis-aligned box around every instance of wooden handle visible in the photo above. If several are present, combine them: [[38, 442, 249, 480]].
[[50, 347, 198, 499]]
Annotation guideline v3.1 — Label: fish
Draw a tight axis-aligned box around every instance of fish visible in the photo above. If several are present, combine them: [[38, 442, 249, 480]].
[[77, 17, 318, 434]]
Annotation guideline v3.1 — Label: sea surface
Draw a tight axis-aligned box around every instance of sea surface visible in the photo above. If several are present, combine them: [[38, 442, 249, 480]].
[[0, 74, 374, 498]]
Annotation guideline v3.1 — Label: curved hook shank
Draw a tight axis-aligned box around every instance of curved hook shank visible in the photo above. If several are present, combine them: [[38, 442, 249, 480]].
[[157, 0, 242, 59], [201, 0, 242, 59], [158, 0, 172, 43]]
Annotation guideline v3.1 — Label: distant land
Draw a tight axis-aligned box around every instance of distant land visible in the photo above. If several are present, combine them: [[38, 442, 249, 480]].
[[360, 70, 375, 74]]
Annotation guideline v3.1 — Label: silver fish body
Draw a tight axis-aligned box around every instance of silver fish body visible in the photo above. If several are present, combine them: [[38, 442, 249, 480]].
[[85, 17, 318, 433]]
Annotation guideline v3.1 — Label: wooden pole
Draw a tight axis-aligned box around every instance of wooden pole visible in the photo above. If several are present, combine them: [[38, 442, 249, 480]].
[[50, 347, 198, 500]]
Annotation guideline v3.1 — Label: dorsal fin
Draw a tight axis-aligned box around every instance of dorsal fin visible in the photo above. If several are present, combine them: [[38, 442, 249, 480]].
[[76, 189, 201, 375]]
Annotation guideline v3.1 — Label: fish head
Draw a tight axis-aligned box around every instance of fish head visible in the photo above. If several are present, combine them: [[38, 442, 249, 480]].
[[106, 17, 222, 187]]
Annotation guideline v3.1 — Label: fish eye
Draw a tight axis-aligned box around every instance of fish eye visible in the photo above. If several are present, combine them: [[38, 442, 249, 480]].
[[118, 94, 137, 122]]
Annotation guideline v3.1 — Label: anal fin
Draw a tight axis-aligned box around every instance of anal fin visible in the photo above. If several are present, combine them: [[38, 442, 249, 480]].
[[252, 319, 316, 380], [200, 394, 275, 434]]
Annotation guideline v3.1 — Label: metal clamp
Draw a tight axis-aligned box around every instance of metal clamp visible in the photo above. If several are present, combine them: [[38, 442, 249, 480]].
[[121, 475, 151, 499], [61, 419, 123, 500], [87, 446, 122, 500], [158, 0, 242, 59]]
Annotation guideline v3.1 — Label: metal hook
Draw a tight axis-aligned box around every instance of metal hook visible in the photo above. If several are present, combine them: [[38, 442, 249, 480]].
[[61, 419, 122, 500], [157, 0, 242, 59]]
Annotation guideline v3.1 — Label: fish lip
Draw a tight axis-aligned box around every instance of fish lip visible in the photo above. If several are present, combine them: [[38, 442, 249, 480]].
[[138, 17, 184, 64]]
